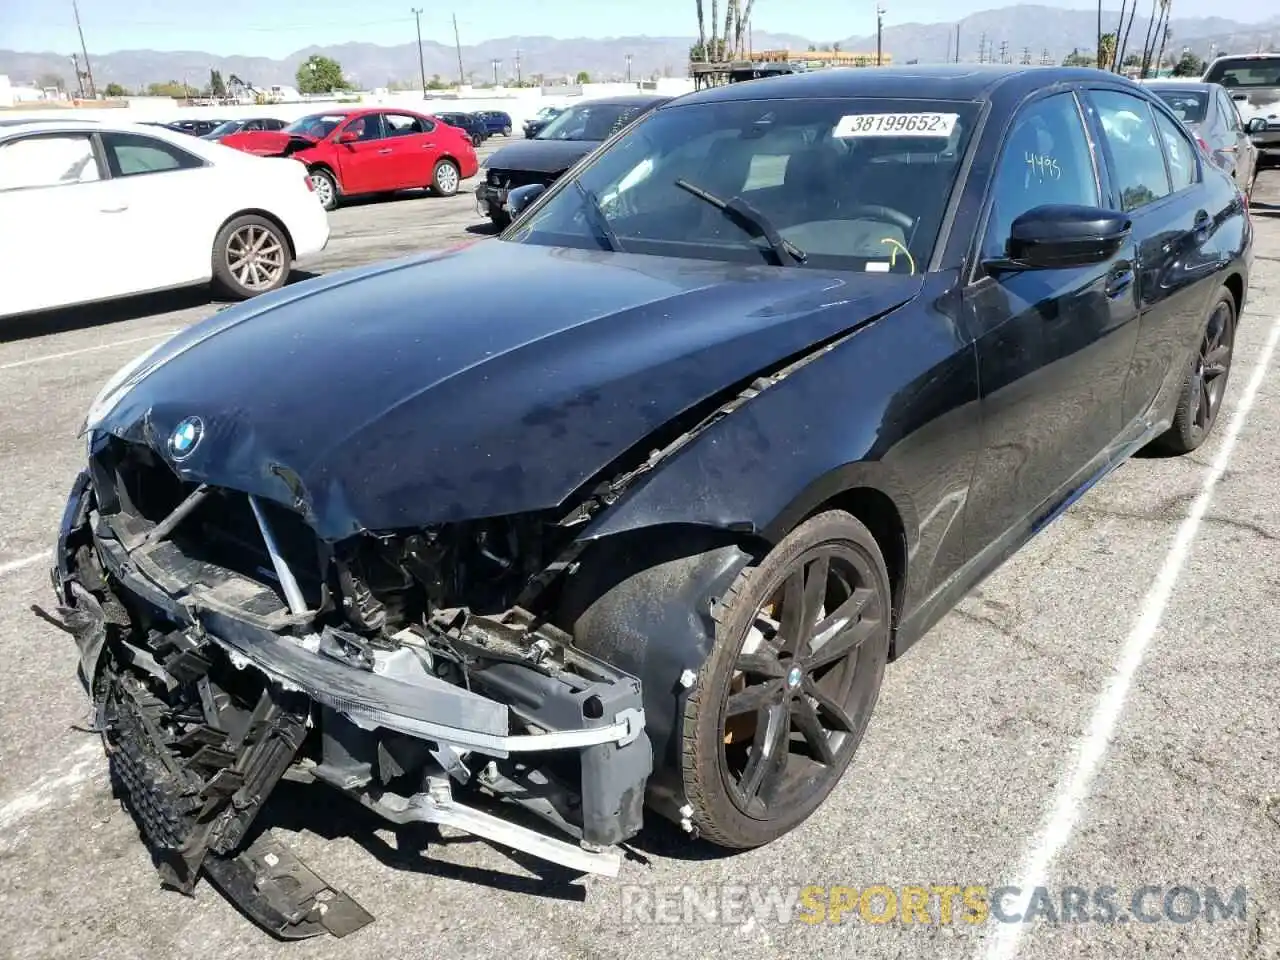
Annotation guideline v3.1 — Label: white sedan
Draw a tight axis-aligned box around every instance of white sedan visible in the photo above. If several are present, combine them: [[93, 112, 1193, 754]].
[[0, 118, 330, 319]]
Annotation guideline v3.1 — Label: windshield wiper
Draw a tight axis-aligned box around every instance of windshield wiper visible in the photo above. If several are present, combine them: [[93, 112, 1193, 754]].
[[674, 178, 806, 266], [573, 180, 625, 253]]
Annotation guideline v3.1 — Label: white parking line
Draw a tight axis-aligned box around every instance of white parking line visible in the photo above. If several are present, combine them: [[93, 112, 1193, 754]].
[[0, 330, 176, 372], [982, 311, 1280, 960], [0, 551, 48, 578]]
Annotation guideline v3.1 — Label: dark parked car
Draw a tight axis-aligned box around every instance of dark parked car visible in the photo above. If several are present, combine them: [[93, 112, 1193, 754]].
[[523, 104, 565, 138], [476, 94, 669, 226], [433, 110, 488, 147], [474, 109, 514, 136], [1145, 79, 1262, 198], [200, 116, 288, 141], [55, 65, 1251, 939], [162, 118, 228, 137]]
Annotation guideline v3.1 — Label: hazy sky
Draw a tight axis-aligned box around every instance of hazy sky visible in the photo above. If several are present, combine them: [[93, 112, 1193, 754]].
[[2, 0, 1268, 57]]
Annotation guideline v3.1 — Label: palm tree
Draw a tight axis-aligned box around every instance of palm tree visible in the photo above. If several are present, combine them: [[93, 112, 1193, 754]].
[[710, 0, 721, 61], [696, 0, 707, 61], [1097, 0, 1104, 68], [1138, 0, 1158, 77], [736, 0, 757, 58], [722, 0, 738, 61], [1099, 32, 1117, 71], [1116, 0, 1138, 72], [1110, 0, 1127, 70]]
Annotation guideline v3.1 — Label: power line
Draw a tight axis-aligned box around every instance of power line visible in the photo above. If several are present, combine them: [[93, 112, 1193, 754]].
[[452, 12, 465, 89]]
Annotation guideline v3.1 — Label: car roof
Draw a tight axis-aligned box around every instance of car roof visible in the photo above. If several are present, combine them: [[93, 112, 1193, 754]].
[[571, 94, 671, 107], [1143, 79, 1216, 89], [671, 64, 1119, 106], [0, 117, 260, 161]]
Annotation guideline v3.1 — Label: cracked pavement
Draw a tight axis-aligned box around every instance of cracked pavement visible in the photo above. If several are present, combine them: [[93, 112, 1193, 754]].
[[0, 157, 1276, 960]]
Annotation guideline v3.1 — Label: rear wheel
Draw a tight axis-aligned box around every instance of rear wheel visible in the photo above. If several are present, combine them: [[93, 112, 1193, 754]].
[[309, 168, 338, 210], [211, 215, 291, 300], [502, 124, 513, 137], [1151, 288, 1236, 455], [431, 159, 461, 197], [680, 510, 891, 848], [471, 133, 484, 147]]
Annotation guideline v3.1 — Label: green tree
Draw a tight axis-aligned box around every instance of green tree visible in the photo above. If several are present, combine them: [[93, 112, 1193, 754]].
[[146, 80, 188, 98], [1171, 51, 1205, 77], [103, 82, 129, 97], [296, 55, 350, 94], [1062, 48, 1095, 67], [36, 72, 65, 91], [208, 69, 227, 98], [1098, 32, 1116, 68], [575, 70, 591, 83]]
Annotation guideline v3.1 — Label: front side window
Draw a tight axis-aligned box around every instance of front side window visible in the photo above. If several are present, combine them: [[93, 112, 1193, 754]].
[[206, 119, 243, 138], [0, 134, 100, 190], [340, 114, 385, 141], [1093, 90, 1171, 211], [508, 97, 981, 272], [980, 92, 1100, 261], [535, 102, 650, 141], [1152, 108, 1198, 192]]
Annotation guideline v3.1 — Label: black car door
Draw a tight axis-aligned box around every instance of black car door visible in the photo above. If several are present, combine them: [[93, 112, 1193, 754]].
[[960, 87, 1141, 554], [1084, 86, 1222, 428]]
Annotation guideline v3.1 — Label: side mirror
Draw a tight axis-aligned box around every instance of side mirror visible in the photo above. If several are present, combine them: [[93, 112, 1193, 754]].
[[337, 130, 359, 144], [1246, 116, 1269, 135], [505, 182, 547, 219], [985, 205, 1131, 272]]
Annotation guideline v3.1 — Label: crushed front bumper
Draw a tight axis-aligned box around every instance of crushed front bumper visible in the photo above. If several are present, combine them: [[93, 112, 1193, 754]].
[[54, 470, 653, 938]]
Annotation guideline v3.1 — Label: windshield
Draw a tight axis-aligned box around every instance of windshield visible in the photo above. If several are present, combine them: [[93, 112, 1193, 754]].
[[206, 119, 245, 138], [283, 113, 347, 138], [508, 97, 979, 272], [1151, 89, 1208, 124], [536, 101, 651, 141], [1204, 57, 1280, 89]]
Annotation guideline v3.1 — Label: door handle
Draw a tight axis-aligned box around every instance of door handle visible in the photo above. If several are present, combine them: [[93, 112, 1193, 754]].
[[377, 148, 393, 155], [100, 204, 128, 213], [1105, 263, 1135, 298]]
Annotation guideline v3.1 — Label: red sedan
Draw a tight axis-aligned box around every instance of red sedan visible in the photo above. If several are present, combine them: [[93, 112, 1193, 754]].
[[219, 107, 479, 210]]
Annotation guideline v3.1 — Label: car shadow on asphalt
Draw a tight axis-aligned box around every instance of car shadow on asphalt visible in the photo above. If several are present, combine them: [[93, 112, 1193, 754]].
[[465, 222, 502, 237], [0, 271, 322, 345]]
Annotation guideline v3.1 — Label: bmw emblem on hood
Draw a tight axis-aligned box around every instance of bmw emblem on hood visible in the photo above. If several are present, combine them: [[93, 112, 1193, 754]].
[[167, 417, 204, 460]]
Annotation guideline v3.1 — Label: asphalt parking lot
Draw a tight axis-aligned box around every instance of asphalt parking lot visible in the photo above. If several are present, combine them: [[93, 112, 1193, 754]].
[[1, 142, 1278, 960]]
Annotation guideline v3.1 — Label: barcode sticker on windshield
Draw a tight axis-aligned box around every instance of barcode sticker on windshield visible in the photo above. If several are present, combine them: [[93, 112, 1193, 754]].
[[834, 112, 959, 138]]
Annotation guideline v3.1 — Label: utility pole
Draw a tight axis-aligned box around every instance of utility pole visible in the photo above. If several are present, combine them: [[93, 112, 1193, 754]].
[[625, 53, 632, 83], [411, 8, 426, 97], [69, 53, 84, 98], [978, 32, 987, 63], [955, 24, 961, 62], [999, 40, 1008, 63], [452, 13, 465, 89], [876, 5, 885, 66], [491, 58, 500, 85], [1021, 45, 1031, 64], [71, 0, 96, 98], [515, 48, 522, 85]]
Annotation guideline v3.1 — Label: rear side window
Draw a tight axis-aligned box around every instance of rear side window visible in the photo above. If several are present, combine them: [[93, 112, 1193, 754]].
[[1217, 89, 1244, 133], [1093, 90, 1171, 211], [386, 113, 434, 136], [102, 132, 205, 177], [1204, 57, 1280, 89], [1152, 108, 1198, 191], [0, 134, 100, 190]]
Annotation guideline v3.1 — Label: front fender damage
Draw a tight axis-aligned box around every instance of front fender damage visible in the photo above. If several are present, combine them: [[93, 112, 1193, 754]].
[[52, 305, 896, 939]]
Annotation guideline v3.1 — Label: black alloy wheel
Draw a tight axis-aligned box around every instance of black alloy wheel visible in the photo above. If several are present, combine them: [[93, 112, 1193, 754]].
[[1153, 288, 1236, 455], [681, 510, 891, 848]]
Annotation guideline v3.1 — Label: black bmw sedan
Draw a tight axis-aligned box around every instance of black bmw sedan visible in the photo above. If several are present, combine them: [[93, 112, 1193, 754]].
[[54, 65, 1250, 938]]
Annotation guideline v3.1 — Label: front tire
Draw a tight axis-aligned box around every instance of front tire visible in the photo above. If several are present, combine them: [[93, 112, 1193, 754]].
[[1151, 288, 1237, 455], [211, 215, 291, 300], [309, 168, 338, 211], [680, 510, 891, 849], [431, 158, 461, 197], [502, 124, 513, 137]]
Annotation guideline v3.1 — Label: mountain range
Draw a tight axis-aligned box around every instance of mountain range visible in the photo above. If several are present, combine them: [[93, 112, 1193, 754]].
[[3, 5, 1278, 92]]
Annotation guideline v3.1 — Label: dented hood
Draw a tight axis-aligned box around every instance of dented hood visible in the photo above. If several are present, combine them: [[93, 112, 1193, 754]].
[[94, 241, 921, 540]]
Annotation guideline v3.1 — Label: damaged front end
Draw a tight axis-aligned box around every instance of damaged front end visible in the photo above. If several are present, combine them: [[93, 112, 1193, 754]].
[[53, 435, 653, 939]]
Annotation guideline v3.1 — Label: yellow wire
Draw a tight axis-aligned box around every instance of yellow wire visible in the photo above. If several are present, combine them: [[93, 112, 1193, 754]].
[[879, 237, 916, 276]]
